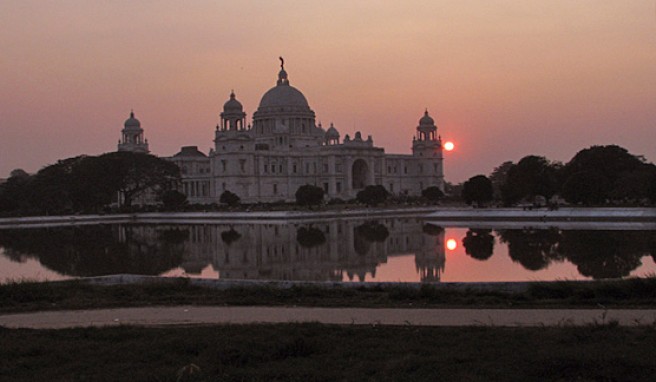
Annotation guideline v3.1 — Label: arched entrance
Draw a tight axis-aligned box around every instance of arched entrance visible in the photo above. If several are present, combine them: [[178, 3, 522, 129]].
[[352, 159, 368, 190]]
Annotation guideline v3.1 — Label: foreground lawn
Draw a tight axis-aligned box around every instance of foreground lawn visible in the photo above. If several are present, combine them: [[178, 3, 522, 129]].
[[1, 323, 656, 381], [2, 277, 656, 313]]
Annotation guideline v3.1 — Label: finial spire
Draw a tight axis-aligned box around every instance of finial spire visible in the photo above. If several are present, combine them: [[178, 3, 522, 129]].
[[130, 109, 134, 118], [279, 56, 284, 70]]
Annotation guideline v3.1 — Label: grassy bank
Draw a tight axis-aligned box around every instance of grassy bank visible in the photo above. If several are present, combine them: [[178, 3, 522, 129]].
[[2, 277, 656, 313], [2, 323, 656, 381]]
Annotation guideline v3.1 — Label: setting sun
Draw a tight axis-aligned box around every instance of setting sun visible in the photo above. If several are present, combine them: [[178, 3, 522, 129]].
[[444, 141, 455, 151], [446, 238, 458, 251]]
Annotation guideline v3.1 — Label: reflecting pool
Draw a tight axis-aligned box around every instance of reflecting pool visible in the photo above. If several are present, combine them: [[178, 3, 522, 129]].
[[1, 217, 655, 283]]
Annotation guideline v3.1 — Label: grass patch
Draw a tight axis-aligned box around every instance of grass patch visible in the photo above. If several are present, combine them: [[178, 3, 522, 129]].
[[1, 277, 656, 313], [1, 323, 656, 381]]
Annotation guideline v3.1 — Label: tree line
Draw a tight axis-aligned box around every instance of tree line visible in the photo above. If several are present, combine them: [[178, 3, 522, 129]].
[[0, 152, 181, 216], [459, 145, 656, 206]]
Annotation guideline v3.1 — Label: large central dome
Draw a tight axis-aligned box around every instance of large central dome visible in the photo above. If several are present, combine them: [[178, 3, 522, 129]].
[[259, 84, 309, 109], [257, 62, 311, 112]]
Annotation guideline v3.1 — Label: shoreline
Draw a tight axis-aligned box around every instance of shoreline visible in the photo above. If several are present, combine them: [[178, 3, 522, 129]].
[[0, 206, 654, 228]]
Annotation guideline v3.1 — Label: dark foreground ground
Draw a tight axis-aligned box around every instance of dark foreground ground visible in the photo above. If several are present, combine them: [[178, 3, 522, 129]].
[[2, 278, 656, 381], [2, 323, 656, 381], [2, 277, 656, 313]]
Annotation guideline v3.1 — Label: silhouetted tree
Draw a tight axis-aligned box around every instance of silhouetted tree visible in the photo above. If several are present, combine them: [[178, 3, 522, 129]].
[[160, 190, 188, 210], [489, 161, 514, 201], [462, 229, 495, 261], [220, 190, 240, 206], [356, 185, 389, 206], [560, 145, 653, 205], [421, 186, 444, 203], [295, 184, 324, 207], [501, 156, 559, 206], [462, 175, 493, 206]]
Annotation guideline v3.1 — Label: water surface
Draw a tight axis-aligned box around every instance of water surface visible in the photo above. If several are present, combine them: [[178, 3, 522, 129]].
[[1, 217, 655, 283]]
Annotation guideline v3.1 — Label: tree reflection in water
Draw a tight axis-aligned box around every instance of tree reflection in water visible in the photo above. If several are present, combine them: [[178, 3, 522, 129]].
[[462, 229, 495, 261], [497, 228, 563, 271], [296, 226, 326, 248], [0, 222, 654, 282], [353, 221, 389, 256], [558, 231, 650, 279], [0, 226, 186, 277]]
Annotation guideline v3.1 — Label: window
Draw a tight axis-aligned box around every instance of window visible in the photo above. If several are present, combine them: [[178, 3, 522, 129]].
[[419, 164, 423, 173], [323, 183, 329, 192], [293, 164, 297, 173], [221, 160, 227, 172], [273, 184, 278, 195], [336, 164, 342, 173], [336, 182, 341, 193], [390, 183, 394, 192], [264, 164, 268, 173], [323, 164, 329, 173], [279, 164, 283, 173], [305, 163, 309, 173], [239, 159, 246, 172], [404, 166, 408, 174], [271, 164, 275, 173]]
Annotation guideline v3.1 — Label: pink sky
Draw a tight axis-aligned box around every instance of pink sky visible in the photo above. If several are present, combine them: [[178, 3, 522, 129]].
[[1, 1, 655, 183]]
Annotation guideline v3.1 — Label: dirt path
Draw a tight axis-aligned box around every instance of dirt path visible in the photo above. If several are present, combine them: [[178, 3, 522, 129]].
[[2, 306, 656, 328]]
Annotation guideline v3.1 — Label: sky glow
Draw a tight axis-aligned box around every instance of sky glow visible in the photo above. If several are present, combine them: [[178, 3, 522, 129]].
[[1, 1, 655, 182]]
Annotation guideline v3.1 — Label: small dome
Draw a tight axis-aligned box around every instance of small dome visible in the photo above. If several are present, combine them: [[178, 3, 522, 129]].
[[223, 91, 243, 112], [124, 111, 141, 128], [325, 123, 340, 139], [419, 110, 434, 126]]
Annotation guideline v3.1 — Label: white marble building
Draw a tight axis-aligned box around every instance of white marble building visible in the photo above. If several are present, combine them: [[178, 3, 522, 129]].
[[126, 60, 444, 204]]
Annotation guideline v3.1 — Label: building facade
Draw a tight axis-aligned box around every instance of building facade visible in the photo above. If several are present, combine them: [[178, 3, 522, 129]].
[[125, 61, 444, 204]]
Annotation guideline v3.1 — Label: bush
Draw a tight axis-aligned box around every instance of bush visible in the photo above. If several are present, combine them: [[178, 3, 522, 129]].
[[295, 185, 324, 207], [356, 185, 389, 206], [421, 186, 444, 203], [220, 190, 240, 206]]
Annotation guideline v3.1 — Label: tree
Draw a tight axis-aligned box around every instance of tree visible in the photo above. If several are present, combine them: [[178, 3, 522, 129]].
[[501, 156, 559, 206], [421, 186, 444, 203], [489, 161, 514, 201], [560, 145, 651, 205], [295, 184, 324, 207], [96, 152, 180, 208], [0, 169, 34, 213], [462, 175, 493, 206], [356, 185, 389, 206], [160, 190, 188, 210], [220, 190, 240, 206]]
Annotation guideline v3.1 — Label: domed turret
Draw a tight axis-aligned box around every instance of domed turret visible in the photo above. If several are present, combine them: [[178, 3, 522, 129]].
[[118, 110, 149, 153], [419, 110, 434, 126], [416, 109, 437, 141], [219, 91, 247, 131], [124, 111, 141, 129], [325, 122, 340, 145], [223, 90, 243, 112]]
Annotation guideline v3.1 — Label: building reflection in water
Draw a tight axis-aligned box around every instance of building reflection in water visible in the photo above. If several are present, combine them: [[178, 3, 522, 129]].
[[172, 218, 445, 282], [3, 221, 653, 282]]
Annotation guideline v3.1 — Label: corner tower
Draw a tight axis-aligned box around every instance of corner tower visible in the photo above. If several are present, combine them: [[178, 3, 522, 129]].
[[118, 111, 149, 153], [412, 110, 444, 190]]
